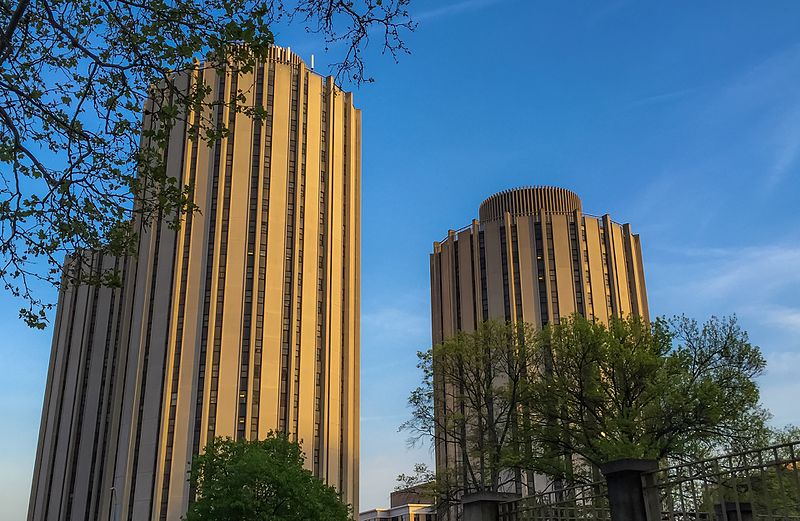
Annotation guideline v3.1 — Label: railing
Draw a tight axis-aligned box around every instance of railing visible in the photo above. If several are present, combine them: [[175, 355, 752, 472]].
[[499, 480, 610, 521], [437, 222, 475, 244], [499, 441, 800, 521], [645, 441, 800, 521]]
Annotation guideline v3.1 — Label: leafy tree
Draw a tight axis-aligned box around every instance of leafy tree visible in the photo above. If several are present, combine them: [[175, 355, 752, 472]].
[[0, 0, 413, 327], [526, 314, 769, 470], [395, 462, 436, 492], [401, 320, 541, 506], [768, 424, 800, 445], [394, 463, 437, 509], [185, 433, 350, 521], [403, 314, 779, 514]]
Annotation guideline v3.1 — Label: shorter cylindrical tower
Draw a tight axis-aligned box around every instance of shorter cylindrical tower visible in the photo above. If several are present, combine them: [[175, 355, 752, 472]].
[[431, 185, 648, 344], [429, 186, 649, 513], [478, 186, 582, 222]]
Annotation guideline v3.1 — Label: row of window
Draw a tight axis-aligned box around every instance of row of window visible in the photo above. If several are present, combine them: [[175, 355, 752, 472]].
[[160, 92, 205, 519]]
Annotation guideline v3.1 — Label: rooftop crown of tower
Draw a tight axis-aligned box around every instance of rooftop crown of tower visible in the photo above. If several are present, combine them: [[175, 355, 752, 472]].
[[478, 186, 582, 223]]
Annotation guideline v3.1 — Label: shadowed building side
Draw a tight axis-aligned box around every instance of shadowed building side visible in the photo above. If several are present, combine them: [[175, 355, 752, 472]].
[[28, 46, 361, 521], [26, 254, 134, 521], [429, 186, 649, 513]]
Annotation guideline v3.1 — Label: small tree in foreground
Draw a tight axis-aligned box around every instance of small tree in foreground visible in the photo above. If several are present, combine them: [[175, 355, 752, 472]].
[[401, 320, 541, 500], [185, 434, 350, 521]]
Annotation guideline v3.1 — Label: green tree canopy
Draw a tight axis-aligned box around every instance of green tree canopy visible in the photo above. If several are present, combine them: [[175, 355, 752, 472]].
[[403, 314, 774, 502], [186, 434, 350, 521], [0, 0, 412, 327], [527, 314, 769, 469]]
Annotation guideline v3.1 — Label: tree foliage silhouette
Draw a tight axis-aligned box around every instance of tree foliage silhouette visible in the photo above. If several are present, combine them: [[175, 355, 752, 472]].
[[0, 0, 413, 326]]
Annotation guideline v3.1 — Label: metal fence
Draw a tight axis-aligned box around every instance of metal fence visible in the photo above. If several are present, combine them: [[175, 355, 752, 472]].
[[644, 441, 800, 521], [499, 441, 800, 521], [499, 480, 610, 521]]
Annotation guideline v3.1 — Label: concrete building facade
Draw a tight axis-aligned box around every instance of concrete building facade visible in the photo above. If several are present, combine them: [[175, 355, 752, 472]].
[[431, 186, 648, 341], [359, 504, 437, 521], [28, 47, 361, 521], [429, 186, 649, 503], [359, 485, 437, 521]]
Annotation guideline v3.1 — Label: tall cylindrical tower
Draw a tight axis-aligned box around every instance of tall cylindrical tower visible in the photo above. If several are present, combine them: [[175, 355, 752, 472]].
[[28, 47, 361, 521]]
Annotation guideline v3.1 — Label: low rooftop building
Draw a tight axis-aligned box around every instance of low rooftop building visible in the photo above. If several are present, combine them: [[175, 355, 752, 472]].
[[358, 503, 436, 521], [360, 483, 437, 521]]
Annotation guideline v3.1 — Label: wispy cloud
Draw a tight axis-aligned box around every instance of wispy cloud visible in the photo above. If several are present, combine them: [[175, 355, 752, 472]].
[[766, 107, 800, 190], [361, 306, 429, 373], [360, 443, 433, 510], [363, 306, 428, 340], [623, 44, 800, 240], [690, 245, 800, 299], [414, 0, 505, 23], [754, 306, 800, 331], [764, 350, 800, 378], [714, 43, 800, 110], [761, 349, 800, 427], [626, 167, 726, 238], [361, 414, 409, 423], [648, 242, 800, 375], [652, 244, 800, 308], [360, 300, 432, 509], [706, 43, 800, 192], [624, 87, 696, 111]]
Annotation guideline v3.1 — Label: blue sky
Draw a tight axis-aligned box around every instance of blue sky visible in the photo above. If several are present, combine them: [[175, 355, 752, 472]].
[[3, 0, 800, 518]]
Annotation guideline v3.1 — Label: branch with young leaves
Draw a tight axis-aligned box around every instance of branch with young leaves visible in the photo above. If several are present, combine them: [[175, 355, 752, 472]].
[[0, 0, 413, 327]]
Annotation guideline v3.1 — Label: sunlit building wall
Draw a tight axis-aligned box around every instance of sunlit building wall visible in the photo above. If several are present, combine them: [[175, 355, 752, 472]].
[[28, 47, 361, 521]]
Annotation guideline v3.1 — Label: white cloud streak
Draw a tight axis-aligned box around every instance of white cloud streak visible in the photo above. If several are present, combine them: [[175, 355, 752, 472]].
[[652, 244, 800, 307], [693, 246, 800, 298], [414, 0, 505, 23], [362, 306, 428, 340], [709, 44, 800, 192], [624, 87, 696, 111], [766, 107, 800, 190]]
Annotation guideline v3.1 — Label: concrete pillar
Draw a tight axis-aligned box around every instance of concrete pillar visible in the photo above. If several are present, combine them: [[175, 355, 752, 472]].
[[600, 459, 660, 521], [461, 492, 519, 521]]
